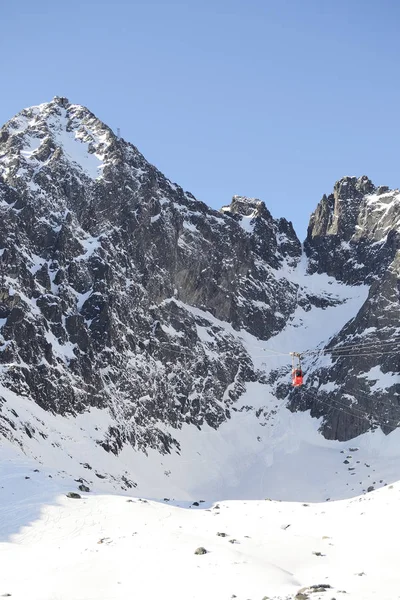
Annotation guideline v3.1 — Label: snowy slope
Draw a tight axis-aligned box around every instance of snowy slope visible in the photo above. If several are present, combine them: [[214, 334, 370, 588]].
[[3, 363, 400, 504], [1, 453, 400, 600]]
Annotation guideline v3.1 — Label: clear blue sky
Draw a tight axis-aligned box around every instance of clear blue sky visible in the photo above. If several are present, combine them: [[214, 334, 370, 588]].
[[2, 0, 400, 238]]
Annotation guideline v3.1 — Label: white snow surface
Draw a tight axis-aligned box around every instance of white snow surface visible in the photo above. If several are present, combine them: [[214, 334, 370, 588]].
[[238, 212, 257, 233], [1, 451, 400, 600], [47, 110, 107, 179]]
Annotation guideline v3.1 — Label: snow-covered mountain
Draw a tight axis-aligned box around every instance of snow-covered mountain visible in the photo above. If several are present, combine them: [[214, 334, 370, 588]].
[[0, 96, 398, 501]]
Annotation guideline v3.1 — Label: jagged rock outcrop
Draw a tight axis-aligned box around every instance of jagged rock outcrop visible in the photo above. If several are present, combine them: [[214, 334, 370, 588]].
[[287, 175, 400, 440], [305, 175, 400, 284]]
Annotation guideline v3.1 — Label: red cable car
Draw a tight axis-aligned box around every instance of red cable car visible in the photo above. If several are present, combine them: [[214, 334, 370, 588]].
[[292, 368, 303, 387], [290, 352, 303, 387]]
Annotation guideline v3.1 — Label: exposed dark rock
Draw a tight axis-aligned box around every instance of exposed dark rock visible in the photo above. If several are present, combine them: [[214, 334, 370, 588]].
[[310, 584, 332, 590], [66, 492, 81, 499], [296, 584, 333, 599], [305, 175, 400, 285]]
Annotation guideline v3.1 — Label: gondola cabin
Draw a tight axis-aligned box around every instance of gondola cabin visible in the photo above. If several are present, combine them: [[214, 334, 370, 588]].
[[292, 368, 303, 387]]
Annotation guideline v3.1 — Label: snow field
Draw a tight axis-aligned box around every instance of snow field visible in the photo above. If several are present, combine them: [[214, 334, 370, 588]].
[[1, 459, 400, 600]]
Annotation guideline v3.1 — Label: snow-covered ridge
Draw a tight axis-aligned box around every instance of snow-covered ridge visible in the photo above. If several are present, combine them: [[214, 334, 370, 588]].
[[0, 96, 114, 183]]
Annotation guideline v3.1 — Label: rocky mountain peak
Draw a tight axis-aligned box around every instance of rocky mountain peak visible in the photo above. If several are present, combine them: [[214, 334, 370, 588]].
[[224, 195, 270, 219], [333, 175, 375, 200], [305, 175, 400, 283], [308, 175, 376, 240], [220, 195, 301, 269], [0, 96, 117, 193], [52, 95, 70, 108]]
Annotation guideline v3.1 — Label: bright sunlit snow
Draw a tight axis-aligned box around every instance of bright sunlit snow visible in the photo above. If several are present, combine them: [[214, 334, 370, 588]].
[[47, 111, 106, 179], [1, 452, 400, 600]]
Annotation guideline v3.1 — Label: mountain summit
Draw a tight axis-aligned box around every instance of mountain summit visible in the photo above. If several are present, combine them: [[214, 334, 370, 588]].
[[0, 98, 398, 498]]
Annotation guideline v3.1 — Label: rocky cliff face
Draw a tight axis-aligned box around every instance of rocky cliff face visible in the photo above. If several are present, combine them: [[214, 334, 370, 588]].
[[0, 97, 398, 481], [0, 97, 303, 456], [294, 176, 400, 440], [305, 175, 400, 284]]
